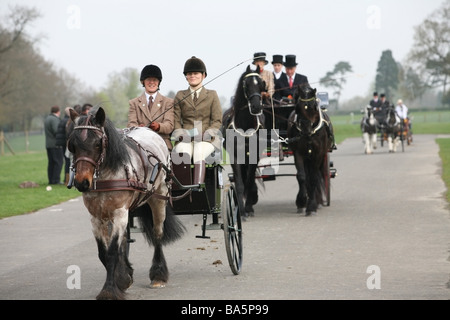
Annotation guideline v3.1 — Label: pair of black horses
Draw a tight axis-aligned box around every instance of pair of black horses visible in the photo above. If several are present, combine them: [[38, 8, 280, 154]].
[[224, 65, 334, 218]]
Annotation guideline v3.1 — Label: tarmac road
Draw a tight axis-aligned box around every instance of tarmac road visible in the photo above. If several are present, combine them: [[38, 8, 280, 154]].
[[0, 134, 449, 300]]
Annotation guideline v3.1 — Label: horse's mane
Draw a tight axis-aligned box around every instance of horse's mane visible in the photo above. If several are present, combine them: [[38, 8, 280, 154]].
[[72, 111, 134, 172], [231, 69, 250, 111], [102, 119, 135, 171]]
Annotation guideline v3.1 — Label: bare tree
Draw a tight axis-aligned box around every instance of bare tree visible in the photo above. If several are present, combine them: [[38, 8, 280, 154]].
[[407, 0, 450, 105]]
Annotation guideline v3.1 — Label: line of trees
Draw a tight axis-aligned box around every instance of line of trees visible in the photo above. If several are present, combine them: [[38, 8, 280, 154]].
[[1, 2, 448, 132], [322, 0, 449, 111]]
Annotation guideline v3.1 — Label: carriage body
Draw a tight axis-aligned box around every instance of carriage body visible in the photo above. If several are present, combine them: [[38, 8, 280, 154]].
[[127, 156, 243, 275]]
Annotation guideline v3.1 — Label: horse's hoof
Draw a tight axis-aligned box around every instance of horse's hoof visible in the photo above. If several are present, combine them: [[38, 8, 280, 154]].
[[96, 289, 124, 300], [297, 208, 304, 214], [150, 280, 166, 288], [305, 211, 317, 216]]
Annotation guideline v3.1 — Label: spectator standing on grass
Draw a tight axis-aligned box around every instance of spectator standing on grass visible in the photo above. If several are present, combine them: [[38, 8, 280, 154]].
[[55, 107, 71, 185], [44, 105, 64, 185]]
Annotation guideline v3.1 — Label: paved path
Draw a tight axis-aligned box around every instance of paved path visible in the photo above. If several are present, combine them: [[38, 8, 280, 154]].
[[0, 134, 449, 300]]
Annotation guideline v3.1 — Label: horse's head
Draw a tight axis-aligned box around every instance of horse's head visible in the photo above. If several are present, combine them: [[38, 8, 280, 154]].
[[294, 85, 319, 135], [67, 106, 108, 192], [242, 65, 265, 115], [386, 104, 399, 125]]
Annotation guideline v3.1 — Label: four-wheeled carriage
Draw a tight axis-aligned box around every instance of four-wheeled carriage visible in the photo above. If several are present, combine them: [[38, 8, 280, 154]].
[[127, 156, 243, 275]]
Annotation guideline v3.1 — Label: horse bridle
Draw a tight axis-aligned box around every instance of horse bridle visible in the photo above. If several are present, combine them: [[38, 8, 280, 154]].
[[242, 72, 263, 116], [72, 117, 108, 173], [293, 94, 328, 136], [227, 72, 264, 138]]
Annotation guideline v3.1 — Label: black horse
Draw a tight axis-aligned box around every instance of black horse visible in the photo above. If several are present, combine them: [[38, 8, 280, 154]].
[[384, 104, 402, 152], [287, 85, 334, 215], [222, 65, 266, 218]]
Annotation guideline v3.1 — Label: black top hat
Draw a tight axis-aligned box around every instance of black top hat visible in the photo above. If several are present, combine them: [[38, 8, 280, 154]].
[[253, 52, 268, 65], [272, 54, 284, 64], [284, 55, 298, 67], [373, 91, 378, 96]]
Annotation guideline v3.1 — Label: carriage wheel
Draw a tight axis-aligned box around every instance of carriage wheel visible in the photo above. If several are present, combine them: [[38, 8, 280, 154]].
[[222, 184, 243, 275], [322, 153, 331, 206]]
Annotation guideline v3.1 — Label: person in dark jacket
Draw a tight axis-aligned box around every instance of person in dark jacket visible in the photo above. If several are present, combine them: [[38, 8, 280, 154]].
[[55, 107, 71, 184], [276, 54, 309, 101], [44, 105, 64, 185]]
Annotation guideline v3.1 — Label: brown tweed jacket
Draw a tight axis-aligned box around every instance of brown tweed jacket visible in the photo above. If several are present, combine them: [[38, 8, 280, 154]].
[[173, 87, 222, 150], [127, 91, 174, 150]]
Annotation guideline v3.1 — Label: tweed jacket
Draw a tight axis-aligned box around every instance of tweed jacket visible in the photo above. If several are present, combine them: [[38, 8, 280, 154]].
[[276, 73, 309, 99], [173, 87, 222, 150], [127, 91, 174, 150], [259, 69, 274, 97]]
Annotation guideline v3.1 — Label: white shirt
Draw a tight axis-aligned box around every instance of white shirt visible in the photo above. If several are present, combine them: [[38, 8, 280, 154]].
[[190, 87, 202, 100], [395, 104, 408, 119], [145, 92, 157, 105], [273, 71, 283, 80]]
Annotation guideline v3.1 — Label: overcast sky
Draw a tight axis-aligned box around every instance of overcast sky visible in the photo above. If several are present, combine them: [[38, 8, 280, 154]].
[[0, 0, 445, 107]]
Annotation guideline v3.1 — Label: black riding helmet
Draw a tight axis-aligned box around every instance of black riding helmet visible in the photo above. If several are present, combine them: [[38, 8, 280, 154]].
[[183, 56, 207, 77], [140, 64, 163, 82]]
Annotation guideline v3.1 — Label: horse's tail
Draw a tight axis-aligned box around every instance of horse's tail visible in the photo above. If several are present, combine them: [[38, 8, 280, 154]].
[[135, 203, 186, 246]]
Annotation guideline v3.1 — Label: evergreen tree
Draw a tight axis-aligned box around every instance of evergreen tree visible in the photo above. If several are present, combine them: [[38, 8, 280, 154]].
[[375, 50, 399, 99]]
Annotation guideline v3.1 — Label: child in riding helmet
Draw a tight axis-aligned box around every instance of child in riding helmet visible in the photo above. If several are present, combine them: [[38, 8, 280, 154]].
[[128, 64, 174, 151], [172, 56, 222, 185]]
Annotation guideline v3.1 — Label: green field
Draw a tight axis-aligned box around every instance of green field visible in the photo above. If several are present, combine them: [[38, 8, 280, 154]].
[[1, 110, 449, 218]]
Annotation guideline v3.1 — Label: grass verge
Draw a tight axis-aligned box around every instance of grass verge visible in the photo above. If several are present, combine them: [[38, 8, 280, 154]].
[[0, 152, 80, 219]]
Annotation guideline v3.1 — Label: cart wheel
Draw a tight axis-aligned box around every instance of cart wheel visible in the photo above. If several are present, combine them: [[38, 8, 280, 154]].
[[222, 184, 243, 275], [322, 153, 331, 206]]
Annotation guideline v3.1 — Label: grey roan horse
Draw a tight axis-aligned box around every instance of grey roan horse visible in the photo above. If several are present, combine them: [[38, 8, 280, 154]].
[[67, 106, 185, 300]]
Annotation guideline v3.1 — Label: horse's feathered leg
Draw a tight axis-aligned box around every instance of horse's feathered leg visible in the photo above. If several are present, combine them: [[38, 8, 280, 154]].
[[91, 206, 132, 300], [137, 188, 185, 288]]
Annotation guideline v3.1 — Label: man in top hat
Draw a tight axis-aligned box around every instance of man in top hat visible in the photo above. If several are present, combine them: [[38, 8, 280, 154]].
[[369, 91, 381, 110], [252, 52, 274, 100], [272, 54, 284, 101], [276, 54, 309, 101], [272, 54, 284, 80]]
